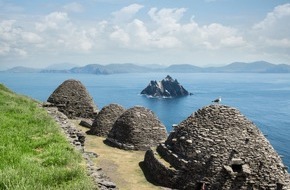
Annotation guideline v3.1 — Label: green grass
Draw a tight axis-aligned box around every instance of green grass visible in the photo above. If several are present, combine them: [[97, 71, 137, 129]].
[[0, 84, 95, 190]]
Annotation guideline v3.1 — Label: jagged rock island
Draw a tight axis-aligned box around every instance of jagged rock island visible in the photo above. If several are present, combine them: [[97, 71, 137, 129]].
[[105, 106, 167, 151], [141, 75, 190, 98], [47, 79, 98, 119], [87, 103, 126, 137], [144, 104, 290, 190]]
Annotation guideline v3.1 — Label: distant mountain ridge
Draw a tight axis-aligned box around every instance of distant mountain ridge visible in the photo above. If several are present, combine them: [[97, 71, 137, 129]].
[[3, 66, 42, 73], [2, 61, 290, 74]]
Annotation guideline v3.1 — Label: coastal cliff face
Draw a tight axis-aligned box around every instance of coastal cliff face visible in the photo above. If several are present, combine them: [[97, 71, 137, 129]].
[[144, 105, 290, 190], [47, 79, 98, 119], [141, 75, 190, 97]]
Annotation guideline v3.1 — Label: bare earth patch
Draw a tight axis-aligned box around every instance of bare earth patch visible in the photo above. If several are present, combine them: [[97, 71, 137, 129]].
[[73, 120, 163, 190]]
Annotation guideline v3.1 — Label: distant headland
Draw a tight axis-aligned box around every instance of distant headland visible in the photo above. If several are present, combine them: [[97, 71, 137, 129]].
[[2, 61, 290, 74]]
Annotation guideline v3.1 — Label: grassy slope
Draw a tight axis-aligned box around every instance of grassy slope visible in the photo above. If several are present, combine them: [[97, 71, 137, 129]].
[[0, 84, 95, 190]]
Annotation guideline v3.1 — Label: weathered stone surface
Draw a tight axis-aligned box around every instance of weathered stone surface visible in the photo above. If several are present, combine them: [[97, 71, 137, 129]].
[[105, 106, 167, 151], [45, 106, 118, 190], [141, 75, 190, 98], [47, 79, 98, 119], [87, 104, 126, 137], [79, 119, 93, 128], [144, 104, 290, 190]]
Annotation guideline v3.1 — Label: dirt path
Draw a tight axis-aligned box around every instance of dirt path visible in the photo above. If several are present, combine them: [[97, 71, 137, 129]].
[[73, 120, 163, 190]]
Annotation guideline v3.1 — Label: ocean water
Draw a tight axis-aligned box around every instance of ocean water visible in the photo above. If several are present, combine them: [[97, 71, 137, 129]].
[[1, 72, 289, 170]]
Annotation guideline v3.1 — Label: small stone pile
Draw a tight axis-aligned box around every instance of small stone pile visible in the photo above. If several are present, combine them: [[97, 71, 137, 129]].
[[87, 103, 126, 137], [144, 104, 290, 190], [105, 106, 167, 151], [47, 79, 98, 119]]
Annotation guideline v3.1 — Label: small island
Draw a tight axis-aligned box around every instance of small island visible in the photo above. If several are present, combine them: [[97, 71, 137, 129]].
[[141, 75, 191, 98]]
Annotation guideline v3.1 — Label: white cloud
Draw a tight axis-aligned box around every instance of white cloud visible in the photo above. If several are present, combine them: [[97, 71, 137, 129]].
[[200, 23, 246, 49], [1, 3, 290, 67], [253, 3, 290, 39], [0, 42, 10, 55], [126, 19, 150, 47], [35, 11, 94, 52], [148, 7, 186, 33], [264, 38, 290, 48], [21, 32, 42, 43], [110, 26, 130, 46], [35, 12, 70, 32], [63, 2, 84, 13], [106, 7, 245, 51], [0, 19, 42, 57], [250, 3, 290, 56], [254, 4, 290, 30], [112, 4, 144, 23]]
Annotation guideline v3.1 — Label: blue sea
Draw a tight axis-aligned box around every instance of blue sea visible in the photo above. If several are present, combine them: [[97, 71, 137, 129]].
[[1, 72, 289, 171]]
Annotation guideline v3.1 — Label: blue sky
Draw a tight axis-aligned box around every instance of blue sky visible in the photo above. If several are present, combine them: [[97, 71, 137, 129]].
[[1, 0, 290, 69]]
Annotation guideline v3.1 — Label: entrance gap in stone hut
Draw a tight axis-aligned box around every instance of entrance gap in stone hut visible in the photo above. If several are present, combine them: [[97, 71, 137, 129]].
[[231, 164, 243, 173]]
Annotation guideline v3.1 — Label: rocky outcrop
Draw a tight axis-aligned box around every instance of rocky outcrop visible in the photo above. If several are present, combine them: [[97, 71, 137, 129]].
[[47, 79, 98, 119], [87, 104, 126, 137], [105, 106, 167, 151], [141, 75, 190, 98], [144, 104, 290, 190]]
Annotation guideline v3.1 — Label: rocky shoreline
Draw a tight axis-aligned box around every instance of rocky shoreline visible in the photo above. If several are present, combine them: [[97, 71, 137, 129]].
[[44, 105, 118, 190]]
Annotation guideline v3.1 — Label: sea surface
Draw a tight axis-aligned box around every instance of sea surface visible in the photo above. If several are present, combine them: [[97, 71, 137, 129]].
[[1, 72, 289, 170]]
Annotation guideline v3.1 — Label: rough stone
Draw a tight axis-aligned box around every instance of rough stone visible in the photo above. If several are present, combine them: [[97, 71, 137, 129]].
[[87, 104, 126, 137], [144, 104, 290, 190], [79, 119, 93, 128], [105, 106, 167, 151], [141, 75, 190, 98], [47, 79, 98, 119], [44, 106, 118, 190]]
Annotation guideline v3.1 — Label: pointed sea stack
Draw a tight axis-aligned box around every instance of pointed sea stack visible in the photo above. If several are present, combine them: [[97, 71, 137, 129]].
[[141, 75, 190, 98], [105, 106, 167, 151], [47, 79, 98, 119], [87, 103, 126, 137], [144, 104, 290, 189]]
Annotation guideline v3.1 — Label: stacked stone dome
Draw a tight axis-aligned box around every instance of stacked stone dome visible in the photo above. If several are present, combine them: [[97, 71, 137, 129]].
[[87, 103, 126, 137], [47, 79, 98, 119], [105, 106, 167, 151], [144, 104, 290, 189]]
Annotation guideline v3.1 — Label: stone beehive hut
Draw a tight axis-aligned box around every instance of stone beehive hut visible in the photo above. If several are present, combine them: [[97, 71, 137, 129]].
[[144, 104, 290, 190], [87, 103, 126, 137], [47, 79, 98, 119], [105, 106, 167, 151]]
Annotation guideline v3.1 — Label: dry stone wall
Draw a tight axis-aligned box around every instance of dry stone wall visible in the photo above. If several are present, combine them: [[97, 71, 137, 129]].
[[144, 104, 290, 190], [87, 104, 126, 137], [105, 106, 167, 151], [47, 79, 98, 119], [44, 106, 118, 190]]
